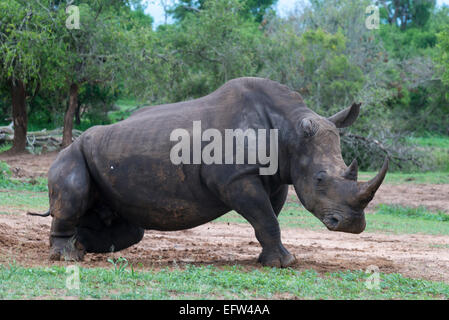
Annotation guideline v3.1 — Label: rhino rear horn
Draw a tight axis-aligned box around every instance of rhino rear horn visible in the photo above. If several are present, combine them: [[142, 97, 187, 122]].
[[357, 157, 389, 205], [343, 159, 358, 181]]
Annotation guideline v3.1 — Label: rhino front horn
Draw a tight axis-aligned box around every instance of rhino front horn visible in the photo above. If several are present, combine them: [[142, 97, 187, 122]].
[[357, 157, 389, 205]]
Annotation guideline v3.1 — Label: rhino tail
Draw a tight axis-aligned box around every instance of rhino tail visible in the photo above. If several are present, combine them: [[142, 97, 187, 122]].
[[27, 209, 50, 217]]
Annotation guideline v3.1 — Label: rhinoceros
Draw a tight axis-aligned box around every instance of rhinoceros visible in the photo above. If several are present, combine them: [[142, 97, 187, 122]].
[[39, 77, 388, 267]]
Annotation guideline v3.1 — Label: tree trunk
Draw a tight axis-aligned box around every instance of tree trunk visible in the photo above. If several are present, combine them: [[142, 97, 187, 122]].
[[75, 102, 81, 126], [62, 83, 79, 148], [9, 79, 27, 154]]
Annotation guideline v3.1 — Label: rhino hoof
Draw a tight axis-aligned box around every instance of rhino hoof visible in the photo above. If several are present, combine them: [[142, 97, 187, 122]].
[[258, 250, 296, 268], [49, 236, 86, 262]]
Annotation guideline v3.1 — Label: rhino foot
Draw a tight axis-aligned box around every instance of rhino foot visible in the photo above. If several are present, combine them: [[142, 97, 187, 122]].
[[258, 247, 296, 268], [49, 236, 86, 262]]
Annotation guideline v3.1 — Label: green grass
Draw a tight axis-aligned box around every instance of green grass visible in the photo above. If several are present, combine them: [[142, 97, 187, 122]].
[[404, 134, 449, 172], [406, 135, 449, 149], [375, 204, 449, 222], [0, 263, 447, 299], [0, 161, 47, 192], [215, 199, 449, 236], [0, 177, 48, 192], [0, 190, 48, 215], [359, 170, 449, 184], [0, 142, 12, 153]]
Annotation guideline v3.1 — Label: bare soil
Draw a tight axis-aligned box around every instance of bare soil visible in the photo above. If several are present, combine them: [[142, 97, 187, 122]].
[[1, 152, 449, 283]]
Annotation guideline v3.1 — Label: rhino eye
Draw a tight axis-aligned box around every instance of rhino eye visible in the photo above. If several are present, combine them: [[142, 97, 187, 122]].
[[314, 171, 327, 183]]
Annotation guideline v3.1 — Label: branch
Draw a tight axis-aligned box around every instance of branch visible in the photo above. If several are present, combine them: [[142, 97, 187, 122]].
[[340, 132, 422, 169], [179, 5, 201, 13]]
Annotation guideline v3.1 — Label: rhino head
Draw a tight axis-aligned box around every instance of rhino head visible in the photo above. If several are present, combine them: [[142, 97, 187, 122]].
[[290, 103, 388, 234]]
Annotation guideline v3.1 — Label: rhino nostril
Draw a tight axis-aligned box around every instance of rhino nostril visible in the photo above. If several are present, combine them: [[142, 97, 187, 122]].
[[329, 216, 339, 227], [324, 215, 340, 230]]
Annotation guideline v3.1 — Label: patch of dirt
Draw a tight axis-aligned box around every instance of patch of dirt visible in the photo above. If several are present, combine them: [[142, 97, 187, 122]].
[[365, 184, 449, 213], [0, 152, 58, 179], [1, 213, 449, 283]]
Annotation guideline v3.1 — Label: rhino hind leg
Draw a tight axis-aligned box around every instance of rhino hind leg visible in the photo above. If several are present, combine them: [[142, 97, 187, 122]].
[[75, 211, 144, 253], [47, 142, 92, 261]]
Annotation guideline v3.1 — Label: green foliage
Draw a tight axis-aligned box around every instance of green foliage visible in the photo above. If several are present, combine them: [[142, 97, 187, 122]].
[[259, 24, 365, 113], [156, 0, 264, 101], [0, 0, 160, 139], [299, 29, 364, 110], [0, 160, 11, 177], [379, 0, 436, 30], [380, 24, 438, 60], [168, 0, 277, 22], [376, 6, 449, 136], [437, 26, 449, 87], [0, 143, 12, 153], [0, 0, 50, 87], [108, 98, 142, 122]]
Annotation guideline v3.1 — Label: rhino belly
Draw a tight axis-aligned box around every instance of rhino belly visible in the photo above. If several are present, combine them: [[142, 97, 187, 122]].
[[113, 200, 230, 231]]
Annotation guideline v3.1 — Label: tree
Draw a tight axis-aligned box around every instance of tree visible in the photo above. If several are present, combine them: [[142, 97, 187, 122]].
[[437, 28, 449, 86], [53, 1, 149, 147], [259, 25, 364, 113], [158, 0, 263, 100], [435, 25, 449, 132], [379, 0, 436, 30], [0, 0, 58, 153], [0, 0, 160, 149]]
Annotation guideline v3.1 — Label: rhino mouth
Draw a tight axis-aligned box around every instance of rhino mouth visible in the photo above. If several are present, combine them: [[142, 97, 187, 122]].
[[322, 212, 366, 234]]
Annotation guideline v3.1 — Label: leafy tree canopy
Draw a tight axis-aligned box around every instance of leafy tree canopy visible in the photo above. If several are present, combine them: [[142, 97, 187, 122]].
[[168, 0, 278, 22]]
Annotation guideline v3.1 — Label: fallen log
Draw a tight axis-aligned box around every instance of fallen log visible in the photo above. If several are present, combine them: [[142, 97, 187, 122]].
[[0, 127, 83, 152]]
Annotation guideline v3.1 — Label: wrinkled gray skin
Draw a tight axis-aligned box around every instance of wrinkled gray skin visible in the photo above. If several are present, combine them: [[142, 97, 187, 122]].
[[45, 77, 388, 267]]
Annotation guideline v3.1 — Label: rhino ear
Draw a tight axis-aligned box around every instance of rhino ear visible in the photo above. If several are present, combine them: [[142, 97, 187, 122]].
[[328, 102, 361, 128], [299, 118, 319, 138]]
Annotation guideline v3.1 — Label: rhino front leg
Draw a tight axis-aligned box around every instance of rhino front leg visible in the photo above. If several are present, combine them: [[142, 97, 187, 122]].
[[270, 185, 288, 218], [222, 178, 295, 268]]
